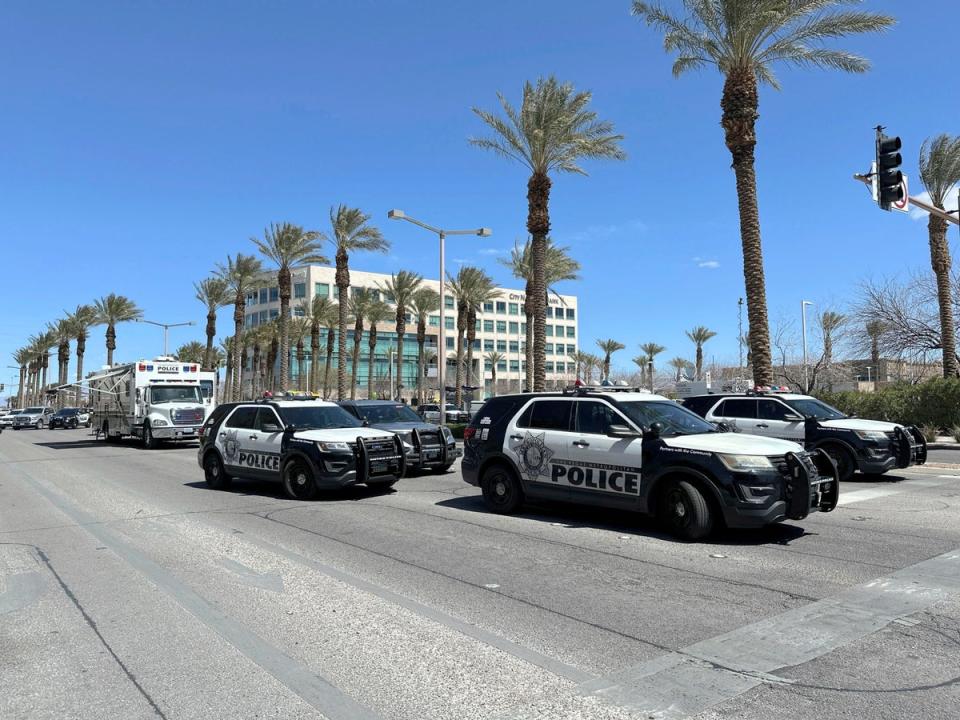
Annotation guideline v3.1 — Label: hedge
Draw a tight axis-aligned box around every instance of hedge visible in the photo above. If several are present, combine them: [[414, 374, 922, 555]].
[[816, 377, 960, 430], [444, 423, 468, 439]]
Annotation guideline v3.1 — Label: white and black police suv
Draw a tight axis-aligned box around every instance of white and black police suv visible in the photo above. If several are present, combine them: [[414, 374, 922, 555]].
[[197, 397, 406, 499], [461, 386, 839, 540], [681, 389, 927, 482]]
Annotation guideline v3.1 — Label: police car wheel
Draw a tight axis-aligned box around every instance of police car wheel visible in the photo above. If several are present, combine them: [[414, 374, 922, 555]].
[[481, 464, 523, 514], [659, 479, 713, 540], [204, 453, 231, 490], [283, 459, 318, 500], [822, 444, 855, 482]]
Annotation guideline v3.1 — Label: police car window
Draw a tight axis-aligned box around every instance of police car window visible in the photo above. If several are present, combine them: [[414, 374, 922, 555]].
[[618, 401, 715, 436], [575, 401, 624, 435], [719, 399, 757, 419], [784, 398, 846, 420], [225, 407, 258, 429], [279, 405, 362, 429], [523, 401, 572, 431], [360, 404, 422, 423], [255, 408, 283, 431], [758, 399, 793, 421]]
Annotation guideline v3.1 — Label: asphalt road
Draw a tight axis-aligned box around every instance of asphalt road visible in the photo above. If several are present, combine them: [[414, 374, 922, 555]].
[[1, 427, 958, 720]]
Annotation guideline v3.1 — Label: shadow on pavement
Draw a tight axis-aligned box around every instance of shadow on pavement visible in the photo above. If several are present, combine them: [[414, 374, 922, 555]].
[[434, 495, 810, 546], [183, 480, 397, 502], [32, 440, 109, 450]]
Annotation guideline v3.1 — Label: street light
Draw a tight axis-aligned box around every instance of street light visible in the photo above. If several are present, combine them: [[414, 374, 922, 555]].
[[865, 366, 872, 383], [388, 209, 491, 425], [136, 318, 196, 357], [801, 301, 814, 392]]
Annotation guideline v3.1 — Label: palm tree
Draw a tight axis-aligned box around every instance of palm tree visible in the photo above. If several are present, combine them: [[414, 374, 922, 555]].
[[347, 290, 372, 400], [323, 303, 339, 398], [194, 276, 230, 370], [568, 350, 590, 383], [411, 287, 440, 404], [93, 294, 142, 367], [631, 355, 650, 388], [472, 77, 624, 391], [633, 1, 894, 386], [252, 222, 328, 390], [640, 342, 666, 390], [447, 267, 483, 407], [866, 320, 884, 378], [219, 336, 234, 401], [289, 317, 312, 391], [365, 301, 393, 399], [217, 254, 263, 401], [67, 304, 97, 406], [668, 357, 693, 382], [465, 271, 498, 393], [309, 296, 335, 395], [250, 326, 266, 398], [176, 341, 205, 364], [586, 354, 603, 385], [484, 350, 505, 396], [49, 318, 72, 390], [327, 205, 389, 399], [596, 339, 625, 381], [13, 347, 30, 408], [380, 270, 424, 401], [918, 134, 960, 376], [685, 326, 717, 381], [500, 238, 581, 391]]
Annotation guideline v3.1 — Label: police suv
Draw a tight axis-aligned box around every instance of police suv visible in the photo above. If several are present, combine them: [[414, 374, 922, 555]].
[[197, 397, 406, 499], [681, 389, 927, 482], [461, 386, 839, 540]]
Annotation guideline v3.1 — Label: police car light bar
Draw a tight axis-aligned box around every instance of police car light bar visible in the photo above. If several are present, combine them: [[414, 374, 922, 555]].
[[562, 384, 650, 396], [746, 385, 791, 396]]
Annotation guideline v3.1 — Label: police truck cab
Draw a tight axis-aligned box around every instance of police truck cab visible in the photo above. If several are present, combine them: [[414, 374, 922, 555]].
[[681, 389, 927, 481], [198, 397, 406, 499], [461, 386, 839, 540]]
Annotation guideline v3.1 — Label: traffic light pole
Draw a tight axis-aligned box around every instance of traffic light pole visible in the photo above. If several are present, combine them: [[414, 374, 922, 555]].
[[852, 173, 959, 225]]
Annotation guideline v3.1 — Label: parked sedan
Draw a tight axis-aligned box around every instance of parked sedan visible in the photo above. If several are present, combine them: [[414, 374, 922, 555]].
[[49, 407, 89, 429], [340, 400, 461, 474]]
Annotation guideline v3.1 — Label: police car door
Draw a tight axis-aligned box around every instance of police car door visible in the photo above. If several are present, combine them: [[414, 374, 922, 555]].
[[710, 398, 758, 434], [567, 400, 643, 509], [216, 406, 259, 476], [755, 398, 805, 442], [505, 398, 574, 503], [247, 407, 284, 477]]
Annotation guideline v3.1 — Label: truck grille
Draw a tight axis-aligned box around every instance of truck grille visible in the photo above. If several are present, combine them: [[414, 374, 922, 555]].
[[418, 430, 442, 448], [172, 408, 204, 425]]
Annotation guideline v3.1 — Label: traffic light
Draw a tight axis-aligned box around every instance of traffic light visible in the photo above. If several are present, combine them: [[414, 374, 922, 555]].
[[876, 131, 903, 210]]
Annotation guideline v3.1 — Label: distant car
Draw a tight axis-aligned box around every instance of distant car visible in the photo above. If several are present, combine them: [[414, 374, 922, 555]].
[[340, 400, 461, 474], [418, 403, 471, 424], [49, 407, 90, 429], [13, 406, 55, 430], [0, 410, 21, 429]]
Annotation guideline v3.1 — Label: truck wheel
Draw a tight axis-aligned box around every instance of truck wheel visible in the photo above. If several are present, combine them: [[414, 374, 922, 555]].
[[204, 453, 231, 490], [659, 478, 713, 541], [480, 464, 523, 514], [283, 459, 318, 500], [142, 423, 158, 450], [35, 420, 44, 429], [822, 445, 856, 482]]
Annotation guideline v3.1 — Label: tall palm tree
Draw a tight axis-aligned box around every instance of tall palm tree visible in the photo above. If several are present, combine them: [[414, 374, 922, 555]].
[[219, 336, 234, 401], [327, 205, 389, 399], [500, 237, 581, 391], [380, 270, 424, 401], [49, 318, 72, 389], [66, 304, 97, 406], [252, 222, 328, 390], [596, 339, 625, 381], [465, 271, 498, 392], [585, 354, 603, 385], [569, 350, 591, 383], [217, 253, 263, 401], [632, 355, 650, 388], [93, 294, 142, 367], [918, 134, 960, 376], [176, 341, 206, 364], [472, 77, 624, 391], [484, 350, 505, 397], [447, 267, 483, 407], [347, 290, 372, 400], [411, 287, 440, 404], [194, 276, 230, 370], [668, 357, 693, 382], [685, 326, 717, 381], [633, 1, 894, 386], [308, 296, 334, 394], [365, 301, 393, 399], [13, 347, 30, 408], [640, 342, 666, 391], [289, 317, 312, 391]]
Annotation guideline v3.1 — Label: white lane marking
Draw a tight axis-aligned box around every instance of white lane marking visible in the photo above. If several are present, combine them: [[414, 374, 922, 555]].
[[838, 477, 957, 506]]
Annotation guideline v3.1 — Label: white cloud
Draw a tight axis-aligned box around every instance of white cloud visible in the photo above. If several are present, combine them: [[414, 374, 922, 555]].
[[693, 257, 720, 269], [568, 219, 648, 242], [477, 247, 503, 256], [909, 185, 959, 221]]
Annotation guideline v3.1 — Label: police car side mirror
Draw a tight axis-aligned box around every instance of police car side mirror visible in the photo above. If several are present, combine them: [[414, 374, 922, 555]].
[[362, 418, 369, 427], [607, 424, 642, 439], [783, 413, 803, 422], [645, 422, 664, 440], [713, 421, 731, 433], [262, 423, 281, 433]]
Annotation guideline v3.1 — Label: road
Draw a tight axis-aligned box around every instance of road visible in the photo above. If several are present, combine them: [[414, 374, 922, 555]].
[[1, 427, 958, 720]]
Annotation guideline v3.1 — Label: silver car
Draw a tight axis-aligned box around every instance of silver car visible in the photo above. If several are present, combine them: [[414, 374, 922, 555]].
[[13, 406, 55, 429], [0, 410, 22, 429]]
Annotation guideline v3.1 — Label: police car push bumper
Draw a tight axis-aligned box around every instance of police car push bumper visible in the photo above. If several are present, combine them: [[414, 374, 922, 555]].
[[281, 432, 406, 489]]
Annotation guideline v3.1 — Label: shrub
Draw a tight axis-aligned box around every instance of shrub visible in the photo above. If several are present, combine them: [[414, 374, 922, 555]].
[[951, 426, 960, 443], [920, 425, 940, 443], [444, 423, 467, 439], [817, 377, 960, 431]]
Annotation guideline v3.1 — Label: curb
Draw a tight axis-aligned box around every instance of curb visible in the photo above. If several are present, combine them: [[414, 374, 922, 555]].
[[928, 443, 960, 450]]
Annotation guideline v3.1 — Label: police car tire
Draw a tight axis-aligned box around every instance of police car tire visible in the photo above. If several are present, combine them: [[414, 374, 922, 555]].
[[659, 479, 713, 541], [204, 453, 231, 490], [480, 464, 524, 514], [143, 423, 157, 450], [283, 459, 318, 500], [822, 444, 855, 482]]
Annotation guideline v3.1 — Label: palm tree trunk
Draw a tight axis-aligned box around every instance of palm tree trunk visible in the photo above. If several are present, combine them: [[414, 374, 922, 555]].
[[416, 324, 425, 405], [297, 342, 306, 391], [491, 366, 497, 396], [18, 365, 27, 408], [527, 171, 551, 392], [722, 69, 772, 387], [524, 288, 534, 392], [351, 316, 363, 400], [278, 266, 291, 390], [310, 322, 320, 393], [105, 324, 116, 367], [395, 311, 406, 402], [928, 215, 957, 376], [336, 251, 350, 399], [204, 310, 217, 369], [223, 349, 233, 402], [455, 309, 467, 407], [325, 327, 335, 398], [368, 328, 377, 399], [231, 297, 245, 401], [466, 311, 477, 390], [252, 344, 261, 398], [695, 345, 703, 381]]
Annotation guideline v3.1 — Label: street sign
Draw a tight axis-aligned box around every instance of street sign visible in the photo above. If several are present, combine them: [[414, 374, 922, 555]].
[[891, 174, 910, 213]]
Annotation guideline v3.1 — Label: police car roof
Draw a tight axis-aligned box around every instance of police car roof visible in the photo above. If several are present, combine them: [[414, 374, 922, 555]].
[[686, 392, 812, 401], [267, 399, 339, 408], [498, 390, 671, 403]]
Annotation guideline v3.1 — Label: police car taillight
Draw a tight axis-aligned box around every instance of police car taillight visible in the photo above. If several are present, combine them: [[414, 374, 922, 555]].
[[463, 426, 476, 441]]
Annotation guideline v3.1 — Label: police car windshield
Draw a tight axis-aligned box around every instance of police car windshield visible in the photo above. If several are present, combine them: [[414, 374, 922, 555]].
[[359, 404, 422, 424], [55, 409, 78, 416], [151, 386, 203, 403], [618, 401, 716, 436], [280, 405, 362, 429], [784, 398, 846, 420]]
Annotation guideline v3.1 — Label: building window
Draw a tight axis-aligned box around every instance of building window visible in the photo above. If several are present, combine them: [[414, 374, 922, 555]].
[[333, 286, 341, 299], [259, 310, 268, 323], [446, 337, 454, 349], [509, 341, 519, 353], [496, 321, 506, 333], [269, 287, 279, 302], [520, 322, 526, 334], [495, 301, 506, 314], [546, 326, 553, 337], [566, 326, 576, 338], [483, 339, 494, 351], [294, 282, 306, 299], [293, 306, 305, 317], [246, 291, 257, 305], [483, 302, 494, 313], [314, 283, 329, 298], [509, 360, 519, 372], [520, 342, 527, 353], [483, 319, 494, 332], [497, 340, 506, 352], [445, 296, 455, 309], [259, 288, 268, 304], [546, 362, 555, 373], [429, 315, 440, 327], [555, 324, 565, 336], [269, 309, 279, 319], [445, 317, 454, 330], [545, 343, 553, 355], [556, 362, 565, 373], [546, 306, 553, 318], [567, 344, 576, 355], [509, 321, 519, 334], [473, 339, 481, 350], [566, 308, 575, 320], [509, 303, 519, 315]]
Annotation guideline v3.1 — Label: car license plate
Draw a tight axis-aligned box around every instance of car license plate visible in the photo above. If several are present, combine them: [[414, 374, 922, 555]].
[[183, 428, 194, 434], [425, 450, 439, 460], [372, 461, 388, 474]]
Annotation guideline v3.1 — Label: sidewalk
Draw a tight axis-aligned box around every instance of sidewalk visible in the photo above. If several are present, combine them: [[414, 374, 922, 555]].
[[928, 435, 960, 450]]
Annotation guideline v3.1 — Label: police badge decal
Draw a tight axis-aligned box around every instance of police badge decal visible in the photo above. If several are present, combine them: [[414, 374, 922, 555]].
[[223, 429, 240, 463], [516, 431, 554, 482]]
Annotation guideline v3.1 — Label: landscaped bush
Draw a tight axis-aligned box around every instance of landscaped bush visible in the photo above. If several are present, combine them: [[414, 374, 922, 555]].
[[444, 423, 467, 439], [817, 377, 960, 431]]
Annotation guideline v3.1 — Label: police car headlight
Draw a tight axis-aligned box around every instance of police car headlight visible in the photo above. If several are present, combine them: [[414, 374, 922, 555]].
[[152, 419, 169, 427], [441, 426, 454, 442], [317, 441, 351, 452], [718, 454, 773, 471], [853, 430, 887, 441]]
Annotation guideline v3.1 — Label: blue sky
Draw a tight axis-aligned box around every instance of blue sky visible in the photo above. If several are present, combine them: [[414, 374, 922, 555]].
[[1, 0, 956, 391]]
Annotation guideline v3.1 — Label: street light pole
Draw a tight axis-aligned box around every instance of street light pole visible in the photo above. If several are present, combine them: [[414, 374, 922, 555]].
[[801, 301, 813, 392], [136, 319, 196, 357], [388, 210, 491, 426]]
